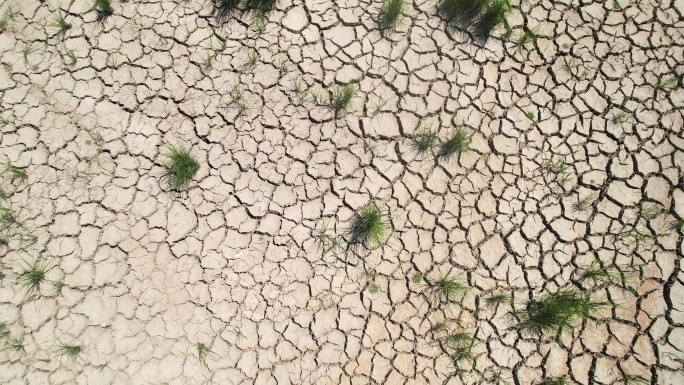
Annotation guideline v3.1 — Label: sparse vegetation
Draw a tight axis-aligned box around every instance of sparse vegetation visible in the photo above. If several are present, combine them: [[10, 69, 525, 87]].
[[439, 126, 471, 160], [577, 260, 624, 287], [413, 126, 439, 154], [163, 145, 200, 192], [573, 193, 597, 212], [427, 275, 469, 304], [197, 342, 219, 368], [485, 292, 511, 308], [345, 202, 389, 250], [311, 220, 343, 255], [329, 83, 358, 117], [55, 343, 82, 365], [380, 0, 405, 29], [5, 336, 25, 355], [5, 164, 27, 182], [368, 283, 380, 294], [411, 272, 423, 284], [537, 376, 571, 385], [0, 206, 21, 233], [638, 203, 664, 220], [48, 10, 71, 40], [230, 85, 247, 115], [16, 259, 52, 300], [514, 288, 610, 336]]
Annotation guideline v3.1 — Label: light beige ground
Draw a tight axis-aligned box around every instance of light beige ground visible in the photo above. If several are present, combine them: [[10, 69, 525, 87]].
[[0, 0, 683, 384]]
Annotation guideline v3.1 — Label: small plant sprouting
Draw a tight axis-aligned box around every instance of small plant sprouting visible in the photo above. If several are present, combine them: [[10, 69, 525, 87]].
[[345, 201, 389, 250], [292, 77, 307, 101], [616, 225, 653, 244], [517, 27, 539, 49], [438, 125, 472, 161], [0, 323, 9, 340], [380, 0, 405, 29], [63, 46, 78, 67], [612, 1, 621, 10], [543, 156, 568, 174], [163, 145, 200, 192], [201, 52, 214, 72], [5, 164, 27, 182], [17, 259, 52, 301], [22, 42, 41, 69], [427, 275, 469, 305], [55, 343, 82, 365], [0, 206, 21, 232], [311, 220, 343, 256], [413, 126, 439, 154], [5, 336, 25, 355], [572, 193, 597, 212], [246, 50, 260, 69], [485, 292, 511, 308], [638, 203, 664, 220], [230, 85, 247, 115], [279, 59, 289, 78], [411, 272, 423, 284], [48, 10, 72, 40], [655, 75, 679, 94], [609, 109, 631, 124], [329, 83, 358, 117], [93, 0, 113, 21], [368, 283, 380, 294], [514, 288, 610, 337], [197, 342, 219, 368]]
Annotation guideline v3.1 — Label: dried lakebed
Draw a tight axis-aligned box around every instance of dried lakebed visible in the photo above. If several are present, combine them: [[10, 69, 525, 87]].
[[0, 0, 683, 384]]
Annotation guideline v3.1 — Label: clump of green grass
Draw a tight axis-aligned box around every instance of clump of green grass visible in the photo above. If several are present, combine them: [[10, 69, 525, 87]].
[[5, 336, 25, 355], [474, 0, 510, 40], [438, 126, 471, 161], [246, 0, 276, 13], [0, 323, 9, 340], [230, 85, 247, 115], [411, 272, 423, 284], [329, 83, 358, 117], [380, 0, 405, 29], [163, 145, 200, 192], [0, 206, 21, 232], [427, 275, 469, 304], [215, 0, 240, 23], [5, 164, 27, 182], [514, 288, 610, 337], [345, 202, 389, 250], [485, 292, 511, 308], [368, 283, 380, 294], [197, 342, 219, 368], [413, 126, 439, 154], [17, 259, 52, 300], [93, 0, 113, 21], [48, 10, 72, 40], [55, 343, 82, 365], [572, 193, 597, 212], [577, 261, 623, 286]]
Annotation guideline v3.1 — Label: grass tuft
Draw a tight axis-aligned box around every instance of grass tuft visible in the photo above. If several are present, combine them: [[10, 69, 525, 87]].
[[17, 259, 52, 301], [427, 275, 469, 304], [438, 126, 472, 160], [380, 0, 405, 29], [0, 206, 21, 232], [163, 145, 200, 192], [578, 261, 623, 286], [5, 336, 25, 355], [345, 202, 389, 250], [215, 0, 240, 23], [329, 83, 358, 117], [55, 343, 82, 365], [48, 10, 72, 40], [5, 164, 27, 182], [197, 342, 219, 368], [514, 288, 610, 337], [93, 0, 113, 20], [485, 292, 511, 308], [474, 0, 510, 40], [413, 126, 439, 154], [638, 203, 664, 220]]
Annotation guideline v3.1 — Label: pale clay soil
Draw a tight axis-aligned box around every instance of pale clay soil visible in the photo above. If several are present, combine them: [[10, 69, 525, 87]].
[[0, 0, 683, 384]]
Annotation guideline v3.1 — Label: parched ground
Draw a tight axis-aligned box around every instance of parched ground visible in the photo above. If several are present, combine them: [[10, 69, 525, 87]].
[[0, 0, 683, 384]]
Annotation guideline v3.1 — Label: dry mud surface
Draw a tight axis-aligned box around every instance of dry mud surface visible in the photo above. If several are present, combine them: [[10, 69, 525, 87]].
[[0, 0, 683, 384]]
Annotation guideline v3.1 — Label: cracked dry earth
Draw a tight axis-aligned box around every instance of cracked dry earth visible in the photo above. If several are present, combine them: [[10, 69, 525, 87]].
[[0, 0, 683, 384]]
